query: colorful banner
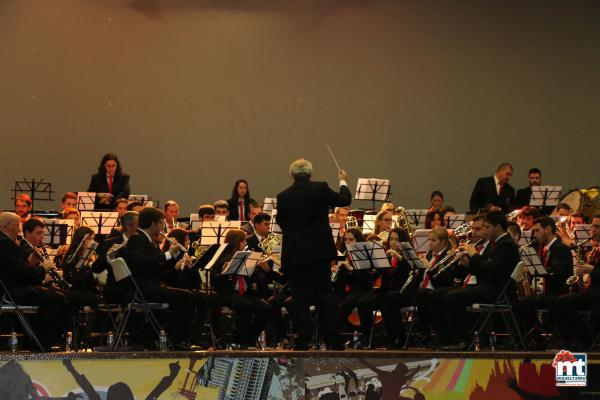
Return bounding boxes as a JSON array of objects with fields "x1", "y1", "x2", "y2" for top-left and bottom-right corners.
[{"x1": 0, "y1": 354, "x2": 597, "y2": 399}]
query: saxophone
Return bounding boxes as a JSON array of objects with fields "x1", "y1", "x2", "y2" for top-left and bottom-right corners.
[{"x1": 566, "y1": 238, "x2": 590, "y2": 292}]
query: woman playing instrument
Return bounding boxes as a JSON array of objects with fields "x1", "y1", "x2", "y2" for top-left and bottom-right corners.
[
  {"x1": 357, "y1": 227, "x2": 412, "y2": 348},
  {"x1": 211, "y1": 229, "x2": 270, "y2": 347},
  {"x1": 373, "y1": 210, "x2": 393, "y2": 236}
]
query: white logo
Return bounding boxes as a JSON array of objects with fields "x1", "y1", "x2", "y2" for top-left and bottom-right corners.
[{"x1": 553, "y1": 350, "x2": 587, "y2": 387}]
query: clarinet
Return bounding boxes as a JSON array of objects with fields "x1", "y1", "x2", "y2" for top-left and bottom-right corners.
[{"x1": 19, "y1": 237, "x2": 72, "y2": 290}]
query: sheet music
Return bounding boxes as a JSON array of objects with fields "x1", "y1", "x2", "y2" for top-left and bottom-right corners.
[
  {"x1": 263, "y1": 198, "x2": 277, "y2": 215},
  {"x1": 362, "y1": 214, "x2": 377, "y2": 233},
  {"x1": 80, "y1": 211, "x2": 119, "y2": 235},
  {"x1": 330, "y1": 222, "x2": 341, "y2": 242},
  {"x1": 518, "y1": 230, "x2": 533, "y2": 247},
  {"x1": 412, "y1": 229, "x2": 431, "y2": 253},
  {"x1": 222, "y1": 251, "x2": 261, "y2": 276},
  {"x1": 399, "y1": 242, "x2": 425, "y2": 269},
  {"x1": 445, "y1": 214, "x2": 466, "y2": 230},
  {"x1": 404, "y1": 209, "x2": 428, "y2": 229},
  {"x1": 128, "y1": 194, "x2": 149, "y2": 205},
  {"x1": 42, "y1": 218, "x2": 75, "y2": 246},
  {"x1": 573, "y1": 224, "x2": 592, "y2": 245},
  {"x1": 189, "y1": 213, "x2": 201, "y2": 231},
  {"x1": 204, "y1": 243, "x2": 229, "y2": 271},
  {"x1": 77, "y1": 192, "x2": 96, "y2": 211},
  {"x1": 530, "y1": 185, "x2": 562, "y2": 207},
  {"x1": 354, "y1": 178, "x2": 390, "y2": 201},
  {"x1": 347, "y1": 241, "x2": 390, "y2": 270},
  {"x1": 269, "y1": 209, "x2": 282, "y2": 233},
  {"x1": 519, "y1": 246, "x2": 546, "y2": 275},
  {"x1": 200, "y1": 221, "x2": 241, "y2": 245}
]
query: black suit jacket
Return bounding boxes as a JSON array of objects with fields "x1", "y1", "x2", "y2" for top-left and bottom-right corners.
[
  {"x1": 227, "y1": 198, "x2": 255, "y2": 221},
  {"x1": 122, "y1": 232, "x2": 168, "y2": 289},
  {"x1": 0, "y1": 232, "x2": 46, "y2": 298},
  {"x1": 469, "y1": 176, "x2": 515, "y2": 213},
  {"x1": 469, "y1": 233, "x2": 520, "y2": 295},
  {"x1": 543, "y1": 239, "x2": 573, "y2": 297},
  {"x1": 276, "y1": 178, "x2": 351, "y2": 268},
  {"x1": 87, "y1": 173, "x2": 131, "y2": 209},
  {"x1": 515, "y1": 186, "x2": 532, "y2": 209},
  {"x1": 91, "y1": 234, "x2": 126, "y2": 288}
]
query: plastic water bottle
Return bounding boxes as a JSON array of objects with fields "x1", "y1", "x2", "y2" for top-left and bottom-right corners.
[
  {"x1": 9, "y1": 332, "x2": 18, "y2": 353},
  {"x1": 65, "y1": 331, "x2": 73, "y2": 352},
  {"x1": 106, "y1": 331, "x2": 114, "y2": 349},
  {"x1": 489, "y1": 331, "x2": 496, "y2": 351},
  {"x1": 159, "y1": 330, "x2": 168, "y2": 352},
  {"x1": 473, "y1": 331, "x2": 480, "y2": 352},
  {"x1": 352, "y1": 331, "x2": 361, "y2": 350},
  {"x1": 258, "y1": 331, "x2": 267, "y2": 350}
]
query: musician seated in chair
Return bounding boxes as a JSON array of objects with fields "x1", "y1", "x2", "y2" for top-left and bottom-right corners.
[
  {"x1": 213, "y1": 200, "x2": 230, "y2": 220},
  {"x1": 211, "y1": 229, "x2": 270, "y2": 348},
  {"x1": 550, "y1": 213, "x2": 600, "y2": 350}
]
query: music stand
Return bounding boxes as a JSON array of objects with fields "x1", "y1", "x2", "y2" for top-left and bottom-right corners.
[
  {"x1": 519, "y1": 246, "x2": 547, "y2": 277},
  {"x1": 200, "y1": 221, "x2": 241, "y2": 245},
  {"x1": 347, "y1": 242, "x2": 390, "y2": 270},
  {"x1": 574, "y1": 224, "x2": 592, "y2": 246},
  {"x1": 445, "y1": 214, "x2": 466, "y2": 230},
  {"x1": 189, "y1": 214, "x2": 202, "y2": 231},
  {"x1": 77, "y1": 192, "x2": 96, "y2": 211},
  {"x1": 530, "y1": 186, "x2": 562, "y2": 208},
  {"x1": 412, "y1": 229, "x2": 431, "y2": 253},
  {"x1": 128, "y1": 194, "x2": 149, "y2": 206},
  {"x1": 405, "y1": 209, "x2": 428, "y2": 229},
  {"x1": 11, "y1": 178, "x2": 54, "y2": 211},
  {"x1": 362, "y1": 214, "x2": 377, "y2": 233},
  {"x1": 80, "y1": 211, "x2": 119, "y2": 235},
  {"x1": 399, "y1": 242, "x2": 426, "y2": 270},
  {"x1": 355, "y1": 178, "x2": 391, "y2": 210},
  {"x1": 518, "y1": 230, "x2": 533, "y2": 247},
  {"x1": 330, "y1": 222, "x2": 341, "y2": 243},
  {"x1": 222, "y1": 251, "x2": 262, "y2": 278},
  {"x1": 263, "y1": 198, "x2": 277, "y2": 215},
  {"x1": 269, "y1": 209, "x2": 282, "y2": 234},
  {"x1": 42, "y1": 218, "x2": 75, "y2": 246}
]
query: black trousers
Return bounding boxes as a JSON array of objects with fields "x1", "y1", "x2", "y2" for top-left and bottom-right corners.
[
  {"x1": 550, "y1": 292, "x2": 594, "y2": 343},
  {"x1": 383, "y1": 289, "x2": 417, "y2": 344},
  {"x1": 285, "y1": 261, "x2": 340, "y2": 348},
  {"x1": 338, "y1": 290, "x2": 367, "y2": 332},
  {"x1": 14, "y1": 286, "x2": 69, "y2": 349},
  {"x1": 217, "y1": 291, "x2": 271, "y2": 345},
  {"x1": 142, "y1": 285, "x2": 195, "y2": 343},
  {"x1": 441, "y1": 285, "x2": 496, "y2": 344}
]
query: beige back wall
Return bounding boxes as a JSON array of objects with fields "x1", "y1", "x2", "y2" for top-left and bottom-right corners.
[{"x1": 1, "y1": 0, "x2": 599, "y2": 214}]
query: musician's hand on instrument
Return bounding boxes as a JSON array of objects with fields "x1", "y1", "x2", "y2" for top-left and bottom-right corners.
[
  {"x1": 27, "y1": 253, "x2": 39, "y2": 266},
  {"x1": 338, "y1": 169, "x2": 348, "y2": 182},
  {"x1": 386, "y1": 249, "x2": 402, "y2": 261},
  {"x1": 175, "y1": 258, "x2": 185, "y2": 271},
  {"x1": 43, "y1": 273, "x2": 54, "y2": 284},
  {"x1": 460, "y1": 244, "x2": 478, "y2": 257},
  {"x1": 575, "y1": 264, "x2": 594, "y2": 275},
  {"x1": 458, "y1": 254, "x2": 470, "y2": 267},
  {"x1": 41, "y1": 259, "x2": 55, "y2": 271},
  {"x1": 419, "y1": 256, "x2": 431, "y2": 269},
  {"x1": 168, "y1": 242, "x2": 181, "y2": 258}
]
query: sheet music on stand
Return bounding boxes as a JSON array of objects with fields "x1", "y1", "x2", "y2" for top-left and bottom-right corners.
[
  {"x1": 189, "y1": 214, "x2": 201, "y2": 231},
  {"x1": 404, "y1": 209, "x2": 428, "y2": 229},
  {"x1": 77, "y1": 192, "x2": 96, "y2": 211},
  {"x1": 269, "y1": 209, "x2": 282, "y2": 233},
  {"x1": 128, "y1": 194, "x2": 151, "y2": 206},
  {"x1": 330, "y1": 222, "x2": 341, "y2": 243},
  {"x1": 445, "y1": 214, "x2": 466, "y2": 230},
  {"x1": 263, "y1": 198, "x2": 277, "y2": 215},
  {"x1": 519, "y1": 246, "x2": 547, "y2": 276},
  {"x1": 362, "y1": 214, "x2": 377, "y2": 233},
  {"x1": 573, "y1": 224, "x2": 592, "y2": 245},
  {"x1": 80, "y1": 211, "x2": 119, "y2": 235},
  {"x1": 200, "y1": 221, "x2": 241, "y2": 245},
  {"x1": 355, "y1": 178, "x2": 390, "y2": 209},
  {"x1": 412, "y1": 229, "x2": 431, "y2": 253},
  {"x1": 347, "y1": 241, "x2": 390, "y2": 270},
  {"x1": 222, "y1": 251, "x2": 262, "y2": 277},
  {"x1": 518, "y1": 230, "x2": 533, "y2": 247},
  {"x1": 42, "y1": 218, "x2": 75, "y2": 246},
  {"x1": 530, "y1": 186, "x2": 562, "y2": 207},
  {"x1": 203, "y1": 244, "x2": 229, "y2": 271},
  {"x1": 11, "y1": 178, "x2": 54, "y2": 211},
  {"x1": 399, "y1": 242, "x2": 425, "y2": 270}
]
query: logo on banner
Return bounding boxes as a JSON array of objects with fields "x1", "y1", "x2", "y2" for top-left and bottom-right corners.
[{"x1": 552, "y1": 350, "x2": 587, "y2": 387}]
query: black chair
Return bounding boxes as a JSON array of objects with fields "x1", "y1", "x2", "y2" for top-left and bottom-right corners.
[
  {"x1": 0, "y1": 277, "x2": 44, "y2": 352},
  {"x1": 467, "y1": 261, "x2": 526, "y2": 351},
  {"x1": 109, "y1": 257, "x2": 169, "y2": 350}
]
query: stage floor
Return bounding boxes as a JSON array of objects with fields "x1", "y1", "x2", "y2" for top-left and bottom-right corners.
[{"x1": 1, "y1": 350, "x2": 598, "y2": 399}]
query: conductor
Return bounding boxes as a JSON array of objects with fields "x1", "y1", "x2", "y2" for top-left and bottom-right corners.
[{"x1": 276, "y1": 158, "x2": 352, "y2": 350}]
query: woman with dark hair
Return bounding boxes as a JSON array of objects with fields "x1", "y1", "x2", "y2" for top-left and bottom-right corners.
[
  {"x1": 226, "y1": 179, "x2": 255, "y2": 221},
  {"x1": 425, "y1": 210, "x2": 444, "y2": 229},
  {"x1": 88, "y1": 153, "x2": 130, "y2": 209},
  {"x1": 211, "y1": 229, "x2": 270, "y2": 347},
  {"x1": 429, "y1": 191, "x2": 444, "y2": 211}
]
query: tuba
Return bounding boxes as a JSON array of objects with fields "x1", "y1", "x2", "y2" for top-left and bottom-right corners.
[{"x1": 345, "y1": 216, "x2": 359, "y2": 231}]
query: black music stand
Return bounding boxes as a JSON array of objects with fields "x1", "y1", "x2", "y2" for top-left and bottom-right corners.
[
  {"x1": 518, "y1": 230, "x2": 533, "y2": 247},
  {"x1": 80, "y1": 211, "x2": 119, "y2": 235},
  {"x1": 200, "y1": 221, "x2": 241, "y2": 245},
  {"x1": 42, "y1": 218, "x2": 75, "y2": 246},
  {"x1": 330, "y1": 222, "x2": 341, "y2": 243},
  {"x1": 574, "y1": 224, "x2": 592, "y2": 247},
  {"x1": 355, "y1": 178, "x2": 391, "y2": 211},
  {"x1": 519, "y1": 246, "x2": 548, "y2": 344},
  {"x1": 405, "y1": 209, "x2": 428, "y2": 229},
  {"x1": 269, "y1": 209, "x2": 282, "y2": 234},
  {"x1": 399, "y1": 242, "x2": 425, "y2": 271},
  {"x1": 445, "y1": 214, "x2": 466, "y2": 230},
  {"x1": 263, "y1": 197, "x2": 277, "y2": 215},
  {"x1": 530, "y1": 186, "x2": 562, "y2": 208},
  {"x1": 11, "y1": 178, "x2": 54, "y2": 212},
  {"x1": 76, "y1": 192, "x2": 96, "y2": 211}
]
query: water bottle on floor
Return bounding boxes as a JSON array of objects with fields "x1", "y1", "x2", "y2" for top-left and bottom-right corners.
[
  {"x1": 9, "y1": 332, "x2": 18, "y2": 353},
  {"x1": 159, "y1": 330, "x2": 168, "y2": 352},
  {"x1": 258, "y1": 331, "x2": 267, "y2": 350}
]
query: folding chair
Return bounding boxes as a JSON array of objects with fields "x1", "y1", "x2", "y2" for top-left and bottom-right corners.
[
  {"x1": 109, "y1": 257, "x2": 169, "y2": 350},
  {"x1": 467, "y1": 261, "x2": 526, "y2": 351},
  {"x1": 0, "y1": 277, "x2": 44, "y2": 352}
]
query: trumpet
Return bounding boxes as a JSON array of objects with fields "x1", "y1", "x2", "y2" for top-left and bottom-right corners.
[
  {"x1": 507, "y1": 208, "x2": 522, "y2": 222},
  {"x1": 160, "y1": 232, "x2": 188, "y2": 254},
  {"x1": 430, "y1": 238, "x2": 483, "y2": 279}
]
